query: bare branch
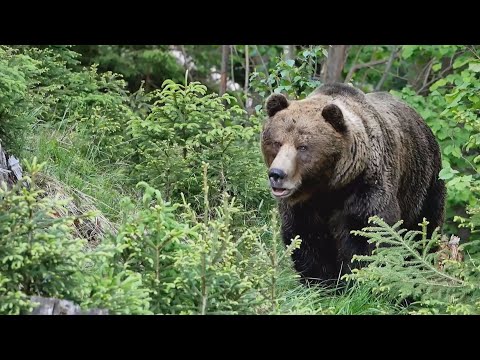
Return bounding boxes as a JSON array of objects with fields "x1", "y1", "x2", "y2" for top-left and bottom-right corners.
[
  {"x1": 466, "y1": 45, "x2": 480, "y2": 60},
  {"x1": 416, "y1": 61, "x2": 454, "y2": 95},
  {"x1": 230, "y1": 45, "x2": 235, "y2": 86},
  {"x1": 421, "y1": 59, "x2": 434, "y2": 90},
  {"x1": 228, "y1": 45, "x2": 246, "y2": 110},
  {"x1": 375, "y1": 46, "x2": 401, "y2": 91},
  {"x1": 352, "y1": 46, "x2": 364, "y2": 67},
  {"x1": 345, "y1": 58, "x2": 388, "y2": 83},
  {"x1": 254, "y1": 45, "x2": 273, "y2": 92}
]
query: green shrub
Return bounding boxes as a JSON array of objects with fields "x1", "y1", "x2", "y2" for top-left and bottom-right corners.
[
  {"x1": 11, "y1": 46, "x2": 148, "y2": 162},
  {"x1": 0, "y1": 46, "x2": 45, "y2": 155},
  {"x1": 106, "y1": 163, "x2": 301, "y2": 314},
  {"x1": 129, "y1": 77, "x2": 270, "y2": 212},
  {"x1": 344, "y1": 216, "x2": 480, "y2": 314},
  {"x1": 0, "y1": 159, "x2": 89, "y2": 314},
  {"x1": 249, "y1": 45, "x2": 326, "y2": 101},
  {"x1": 391, "y1": 46, "x2": 480, "y2": 238},
  {"x1": 0, "y1": 159, "x2": 150, "y2": 314}
]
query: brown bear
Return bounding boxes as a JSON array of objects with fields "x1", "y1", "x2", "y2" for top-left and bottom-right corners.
[{"x1": 261, "y1": 83, "x2": 446, "y2": 285}]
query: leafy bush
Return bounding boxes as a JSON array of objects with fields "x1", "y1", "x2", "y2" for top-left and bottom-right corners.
[
  {"x1": 392, "y1": 46, "x2": 480, "y2": 237},
  {"x1": 106, "y1": 163, "x2": 301, "y2": 314},
  {"x1": 250, "y1": 46, "x2": 326, "y2": 101},
  {"x1": 0, "y1": 46, "x2": 45, "y2": 154},
  {"x1": 7, "y1": 46, "x2": 147, "y2": 162},
  {"x1": 129, "y1": 76, "x2": 270, "y2": 212},
  {"x1": 74, "y1": 45, "x2": 185, "y2": 92},
  {"x1": 0, "y1": 159, "x2": 150, "y2": 314},
  {"x1": 0, "y1": 159, "x2": 89, "y2": 314},
  {"x1": 74, "y1": 254, "x2": 151, "y2": 315}
]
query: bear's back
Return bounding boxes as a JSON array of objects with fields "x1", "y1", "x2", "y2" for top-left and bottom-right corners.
[
  {"x1": 315, "y1": 84, "x2": 442, "y2": 227},
  {"x1": 365, "y1": 90, "x2": 443, "y2": 227},
  {"x1": 312, "y1": 83, "x2": 366, "y2": 103}
]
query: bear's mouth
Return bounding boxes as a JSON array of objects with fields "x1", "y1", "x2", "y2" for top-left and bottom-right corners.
[{"x1": 271, "y1": 187, "x2": 292, "y2": 198}]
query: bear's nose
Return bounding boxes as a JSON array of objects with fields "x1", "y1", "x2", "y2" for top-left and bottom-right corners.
[{"x1": 269, "y1": 168, "x2": 287, "y2": 181}]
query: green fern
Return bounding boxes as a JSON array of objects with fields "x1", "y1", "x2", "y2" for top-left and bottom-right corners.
[{"x1": 344, "y1": 216, "x2": 480, "y2": 314}]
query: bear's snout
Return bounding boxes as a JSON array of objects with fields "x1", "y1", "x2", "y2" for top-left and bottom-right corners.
[
  {"x1": 269, "y1": 168, "x2": 286, "y2": 182},
  {"x1": 269, "y1": 168, "x2": 288, "y2": 192}
]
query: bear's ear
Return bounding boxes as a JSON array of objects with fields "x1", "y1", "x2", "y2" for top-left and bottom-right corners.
[
  {"x1": 322, "y1": 104, "x2": 347, "y2": 133},
  {"x1": 266, "y1": 93, "x2": 289, "y2": 117}
]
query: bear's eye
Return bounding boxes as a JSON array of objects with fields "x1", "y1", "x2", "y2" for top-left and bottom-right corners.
[
  {"x1": 297, "y1": 145, "x2": 308, "y2": 152},
  {"x1": 273, "y1": 141, "x2": 282, "y2": 149}
]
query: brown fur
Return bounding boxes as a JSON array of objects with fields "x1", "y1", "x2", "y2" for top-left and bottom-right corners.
[{"x1": 261, "y1": 84, "x2": 446, "y2": 285}]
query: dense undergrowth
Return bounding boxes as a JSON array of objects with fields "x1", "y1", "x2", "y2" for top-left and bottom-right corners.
[{"x1": 0, "y1": 45, "x2": 479, "y2": 314}]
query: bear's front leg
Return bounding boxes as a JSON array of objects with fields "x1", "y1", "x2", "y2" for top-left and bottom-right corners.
[
  {"x1": 290, "y1": 241, "x2": 339, "y2": 286},
  {"x1": 334, "y1": 192, "x2": 402, "y2": 274}
]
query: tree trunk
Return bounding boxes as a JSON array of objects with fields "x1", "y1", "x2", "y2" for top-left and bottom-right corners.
[
  {"x1": 219, "y1": 45, "x2": 230, "y2": 96},
  {"x1": 283, "y1": 45, "x2": 295, "y2": 61},
  {"x1": 322, "y1": 45, "x2": 350, "y2": 84},
  {"x1": 375, "y1": 46, "x2": 399, "y2": 91},
  {"x1": 244, "y1": 45, "x2": 250, "y2": 98}
]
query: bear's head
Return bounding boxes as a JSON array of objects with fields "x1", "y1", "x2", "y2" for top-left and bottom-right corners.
[{"x1": 261, "y1": 92, "x2": 368, "y2": 204}]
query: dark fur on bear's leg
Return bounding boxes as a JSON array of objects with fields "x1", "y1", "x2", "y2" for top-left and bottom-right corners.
[
  {"x1": 283, "y1": 218, "x2": 339, "y2": 287},
  {"x1": 291, "y1": 248, "x2": 339, "y2": 288}
]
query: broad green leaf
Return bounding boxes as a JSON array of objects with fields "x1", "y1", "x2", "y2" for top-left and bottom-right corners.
[
  {"x1": 453, "y1": 56, "x2": 471, "y2": 69},
  {"x1": 438, "y1": 167, "x2": 459, "y2": 180},
  {"x1": 468, "y1": 61, "x2": 480, "y2": 73},
  {"x1": 401, "y1": 45, "x2": 416, "y2": 59},
  {"x1": 430, "y1": 78, "x2": 447, "y2": 91},
  {"x1": 285, "y1": 59, "x2": 295, "y2": 67}
]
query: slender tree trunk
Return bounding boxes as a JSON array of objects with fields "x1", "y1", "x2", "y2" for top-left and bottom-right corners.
[
  {"x1": 180, "y1": 45, "x2": 192, "y2": 81},
  {"x1": 244, "y1": 45, "x2": 250, "y2": 98},
  {"x1": 321, "y1": 45, "x2": 350, "y2": 84},
  {"x1": 219, "y1": 45, "x2": 230, "y2": 95},
  {"x1": 244, "y1": 45, "x2": 252, "y2": 112},
  {"x1": 283, "y1": 45, "x2": 295, "y2": 61},
  {"x1": 375, "y1": 46, "x2": 399, "y2": 91}
]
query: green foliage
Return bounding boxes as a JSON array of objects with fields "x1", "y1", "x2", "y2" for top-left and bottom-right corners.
[
  {"x1": 0, "y1": 159, "x2": 85, "y2": 312},
  {"x1": 0, "y1": 159, "x2": 88, "y2": 314},
  {"x1": 74, "y1": 45, "x2": 185, "y2": 92},
  {"x1": 0, "y1": 159, "x2": 150, "y2": 314},
  {"x1": 6, "y1": 44, "x2": 480, "y2": 315},
  {"x1": 0, "y1": 46, "x2": 45, "y2": 154},
  {"x1": 345, "y1": 216, "x2": 480, "y2": 314},
  {"x1": 107, "y1": 164, "x2": 301, "y2": 314},
  {"x1": 434, "y1": 49, "x2": 480, "y2": 238},
  {"x1": 9, "y1": 46, "x2": 148, "y2": 162},
  {"x1": 130, "y1": 76, "x2": 270, "y2": 211},
  {"x1": 75, "y1": 250, "x2": 151, "y2": 315},
  {"x1": 392, "y1": 46, "x2": 480, "y2": 237},
  {"x1": 249, "y1": 46, "x2": 326, "y2": 101},
  {"x1": 106, "y1": 181, "x2": 194, "y2": 314}
]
